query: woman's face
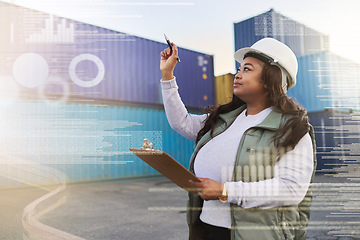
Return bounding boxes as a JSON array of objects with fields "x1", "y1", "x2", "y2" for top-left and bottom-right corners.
[{"x1": 233, "y1": 56, "x2": 267, "y2": 103}]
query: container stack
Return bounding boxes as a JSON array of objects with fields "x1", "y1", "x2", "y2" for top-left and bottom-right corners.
[
  {"x1": 0, "y1": 1, "x2": 215, "y2": 186},
  {"x1": 234, "y1": 9, "x2": 330, "y2": 58},
  {"x1": 231, "y1": 9, "x2": 360, "y2": 173}
]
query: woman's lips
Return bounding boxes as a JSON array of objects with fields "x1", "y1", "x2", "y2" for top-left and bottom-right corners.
[{"x1": 233, "y1": 82, "x2": 241, "y2": 87}]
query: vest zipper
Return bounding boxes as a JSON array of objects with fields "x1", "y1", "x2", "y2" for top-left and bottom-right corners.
[{"x1": 229, "y1": 126, "x2": 257, "y2": 240}]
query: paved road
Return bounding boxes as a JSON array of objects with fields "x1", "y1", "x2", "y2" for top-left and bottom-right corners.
[
  {"x1": 0, "y1": 178, "x2": 47, "y2": 240},
  {"x1": 41, "y1": 177, "x2": 189, "y2": 240},
  {"x1": 1, "y1": 173, "x2": 360, "y2": 240}
]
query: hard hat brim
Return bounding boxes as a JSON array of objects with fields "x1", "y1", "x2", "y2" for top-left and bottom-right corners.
[{"x1": 234, "y1": 47, "x2": 276, "y2": 64}]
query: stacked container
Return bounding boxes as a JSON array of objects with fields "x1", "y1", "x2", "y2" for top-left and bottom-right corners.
[
  {"x1": 0, "y1": 2, "x2": 215, "y2": 108},
  {"x1": 287, "y1": 51, "x2": 360, "y2": 112},
  {"x1": 234, "y1": 9, "x2": 330, "y2": 63},
  {"x1": 0, "y1": 1, "x2": 214, "y2": 186}
]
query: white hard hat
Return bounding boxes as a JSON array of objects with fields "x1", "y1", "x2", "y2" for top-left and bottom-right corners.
[{"x1": 234, "y1": 38, "x2": 298, "y2": 93}]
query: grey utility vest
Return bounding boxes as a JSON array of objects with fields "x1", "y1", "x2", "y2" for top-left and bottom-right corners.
[{"x1": 186, "y1": 104, "x2": 317, "y2": 240}]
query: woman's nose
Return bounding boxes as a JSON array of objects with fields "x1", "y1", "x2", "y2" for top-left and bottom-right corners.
[{"x1": 235, "y1": 71, "x2": 242, "y2": 79}]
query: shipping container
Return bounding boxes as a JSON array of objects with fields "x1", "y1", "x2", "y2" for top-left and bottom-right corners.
[
  {"x1": 234, "y1": 9, "x2": 330, "y2": 69},
  {"x1": 308, "y1": 110, "x2": 360, "y2": 173},
  {"x1": 215, "y1": 73, "x2": 234, "y2": 106},
  {"x1": 287, "y1": 51, "x2": 360, "y2": 112},
  {"x1": 0, "y1": 100, "x2": 199, "y2": 187},
  {"x1": 0, "y1": 1, "x2": 215, "y2": 109}
]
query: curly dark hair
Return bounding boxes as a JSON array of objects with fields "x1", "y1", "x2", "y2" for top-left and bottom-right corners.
[{"x1": 195, "y1": 61, "x2": 310, "y2": 150}]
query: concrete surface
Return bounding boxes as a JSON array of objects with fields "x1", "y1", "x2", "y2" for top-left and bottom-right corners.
[
  {"x1": 0, "y1": 181, "x2": 47, "y2": 240},
  {"x1": 1, "y1": 173, "x2": 360, "y2": 240},
  {"x1": 41, "y1": 177, "x2": 189, "y2": 240}
]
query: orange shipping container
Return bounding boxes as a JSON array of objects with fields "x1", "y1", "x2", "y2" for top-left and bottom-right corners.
[{"x1": 215, "y1": 73, "x2": 234, "y2": 106}]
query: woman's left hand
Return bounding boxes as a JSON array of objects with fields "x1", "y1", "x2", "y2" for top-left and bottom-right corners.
[{"x1": 189, "y1": 177, "x2": 224, "y2": 201}]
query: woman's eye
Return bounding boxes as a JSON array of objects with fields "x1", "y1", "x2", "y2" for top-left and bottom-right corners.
[{"x1": 236, "y1": 67, "x2": 250, "y2": 73}]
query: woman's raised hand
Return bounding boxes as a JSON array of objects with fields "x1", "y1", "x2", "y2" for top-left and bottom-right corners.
[{"x1": 160, "y1": 42, "x2": 178, "y2": 80}]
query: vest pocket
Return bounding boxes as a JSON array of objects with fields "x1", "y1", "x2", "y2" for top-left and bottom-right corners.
[
  {"x1": 277, "y1": 207, "x2": 300, "y2": 240},
  {"x1": 232, "y1": 205, "x2": 286, "y2": 240}
]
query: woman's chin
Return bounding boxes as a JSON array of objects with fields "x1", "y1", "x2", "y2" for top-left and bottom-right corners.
[
  {"x1": 233, "y1": 89, "x2": 245, "y2": 98},
  {"x1": 234, "y1": 90, "x2": 255, "y2": 103}
]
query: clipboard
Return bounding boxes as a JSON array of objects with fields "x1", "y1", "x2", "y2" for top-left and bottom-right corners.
[{"x1": 129, "y1": 147, "x2": 201, "y2": 193}]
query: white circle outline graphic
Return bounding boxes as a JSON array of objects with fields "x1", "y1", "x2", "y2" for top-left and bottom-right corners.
[{"x1": 69, "y1": 54, "x2": 105, "y2": 88}]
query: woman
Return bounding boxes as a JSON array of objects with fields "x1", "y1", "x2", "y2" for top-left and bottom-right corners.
[{"x1": 159, "y1": 38, "x2": 317, "y2": 240}]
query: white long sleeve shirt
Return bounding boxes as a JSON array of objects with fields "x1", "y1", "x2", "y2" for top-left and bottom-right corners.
[{"x1": 160, "y1": 76, "x2": 314, "y2": 229}]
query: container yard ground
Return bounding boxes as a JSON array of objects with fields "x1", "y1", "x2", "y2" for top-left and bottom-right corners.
[
  {"x1": 1, "y1": 174, "x2": 359, "y2": 240},
  {"x1": 0, "y1": 178, "x2": 48, "y2": 240}
]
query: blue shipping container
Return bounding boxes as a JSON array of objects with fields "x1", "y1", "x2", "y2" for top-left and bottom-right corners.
[
  {"x1": 0, "y1": 100, "x2": 198, "y2": 186},
  {"x1": 308, "y1": 110, "x2": 360, "y2": 173},
  {"x1": 287, "y1": 51, "x2": 360, "y2": 112},
  {"x1": 0, "y1": 1, "x2": 215, "y2": 109},
  {"x1": 234, "y1": 9, "x2": 329, "y2": 69}
]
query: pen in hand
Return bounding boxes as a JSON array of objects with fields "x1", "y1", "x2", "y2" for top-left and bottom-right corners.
[{"x1": 164, "y1": 34, "x2": 181, "y2": 63}]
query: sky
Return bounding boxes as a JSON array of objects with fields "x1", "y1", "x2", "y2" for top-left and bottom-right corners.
[{"x1": 3, "y1": 0, "x2": 360, "y2": 76}]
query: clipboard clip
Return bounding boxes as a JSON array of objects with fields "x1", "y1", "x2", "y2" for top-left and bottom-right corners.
[{"x1": 140, "y1": 139, "x2": 155, "y2": 151}]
